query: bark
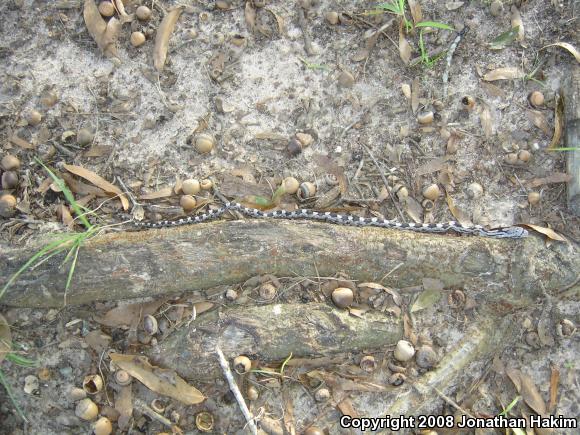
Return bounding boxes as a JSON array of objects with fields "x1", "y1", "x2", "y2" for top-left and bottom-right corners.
[
  {"x1": 149, "y1": 303, "x2": 403, "y2": 381},
  {"x1": 0, "y1": 220, "x2": 578, "y2": 308}
]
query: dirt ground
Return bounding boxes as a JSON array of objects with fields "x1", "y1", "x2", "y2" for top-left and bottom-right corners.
[{"x1": 0, "y1": 0, "x2": 579, "y2": 434}]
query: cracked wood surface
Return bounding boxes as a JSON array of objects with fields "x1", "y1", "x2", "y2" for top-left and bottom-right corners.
[{"x1": 0, "y1": 220, "x2": 578, "y2": 307}]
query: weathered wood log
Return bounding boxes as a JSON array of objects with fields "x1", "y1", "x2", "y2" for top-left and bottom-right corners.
[
  {"x1": 0, "y1": 220, "x2": 578, "y2": 308},
  {"x1": 149, "y1": 302, "x2": 403, "y2": 381},
  {"x1": 564, "y1": 64, "x2": 580, "y2": 215}
]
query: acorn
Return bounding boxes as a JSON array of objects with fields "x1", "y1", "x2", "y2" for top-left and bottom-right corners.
[
  {"x1": 282, "y1": 177, "x2": 299, "y2": 194},
  {"x1": 360, "y1": 355, "x2": 377, "y2": 372},
  {"x1": 195, "y1": 134, "x2": 215, "y2": 154},
  {"x1": 0, "y1": 194, "x2": 17, "y2": 209},
  {"x1": 528, "y1": 91, "x2": 544, "y2": 108},
  {"x1": 195, "y1": 411, "x2": 214, "y2": 432},
  {"x1": 296, "y1": 132, "x2": 314, "y2": 148},
  {"x1": 287, "y1": 138, "x2": 303, "y2": 156},
  {"x1": 180, "y1": 195, "x2": 197, "y2": 212},
  {"x1": 75, "y1": 398, "x2": 99, "y2": 421},
  {"x1": 297, "y1": 182, "x2": 316, "y2": 200},
  {"x1": 527, "y1": 191, "x2": 540, "y2": 206},
  {"x1": 314, "y1": 388, "x2": 330, "y2": 402},
  {"x1": 200, "y1": 179, "x2": 213, "y2": 190},
  {"x1": 415, "y1": 345, "x2": 438, "y2": 369},
  {"x1": 305, "y1": 428, "x2": 324, "y2": 435},
  {"x1": 225, "y1": 288, "x2": 238, "y2": 301},
  {"x1": 182, "y1": 179, "x2": 201, "y2": 195},
  {"x1": 2, "y1": 171, "x2": 19, "y2": 189},
  {"x1": 325, "y1": 11, "x2": 339, "y2": 25},
  {"x1": 130, "y1": 32, "x2": 146, "y2": 47},
  {"x1": 68, "y1": 386, "x2": 87, "y2": 402},
  {"x1": 421, "y1": 199, "x2": 434, "y2": 212},
  {"x1": 389, "y1": 372, "x2": 406, "y2": 386},
  {"x1": 151, "y1": 399, "x2": 166, "y2": 413},
  {"x1": 26, "y1": 109, "x2": 42, "y2": 126},
  {"x1": 92, "y1": 417, "x2": 113, "y2": 435},
  {"x1": 77, "y1": 128, "x2": 94, "y2": 146},
  {"x1": 114, "y1": 369, "x2": 132, "y2": 386},
  {"x1": 259, "y1": 283, "x2": 277, "y2": 300},
  {"x1": 82, "y1": 374, "x2": 104, "y2": 394},
  {"x1": 136, "y1": 5, "x2": 152, "y2": 20},
  {"x1": 143, "y1": 314, "x2": 158, "y2": 335},
  {"x1": 394, "y1": 340, "x2": 415, "y2": 362},
  {"x1": 466, "y1": 182, "x2": 483, "y2": 200},
  {"x1": 422, "y1": 184, "x2": 440, "y2": 201},
  {"x1": 417, "y1": 111, "x2": 434, "y2": 125},
  {"x1": 98, "y1": 1, "x2": 115, "y2": 17},
  {"x1": 1, "y1": 154, "x2": 20, "y2": 171},
  {"x1": 401, "y1": 83, "x2": 411, "y2": 99},
  {"x1": 505, "y1": 153, "x2": 519, "y2": 165},
  {"x1": 331, "y1": 287, "x2": 354, "y2": 309},
  {"x1": 518, "y1": 150, "x2": 531, "y2": 163},
  {"x1": 233, "y1": 355, "x2": 252, "y2": 374},
  {"x1": 462, "y1": 95, "x2": 476, "y2": 111},
  {"x1": 246, "y1": 385, "x2": 259, "y2": 401},
  {"x1": 40, "y1": 89, "x2": 58, "y2": 107}
]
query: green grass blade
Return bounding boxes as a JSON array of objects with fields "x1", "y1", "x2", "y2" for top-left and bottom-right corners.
[
  {"x1": 416, "y1": 21, "x2": 454, "y2": 31},
  {"x1": 0, "y1": 235, "x2": 76, "y2": 301},
  {"x1": 34, "y1": 158, "x2": 92, "y2": 230},
  {"x1": 0, "y1": 369, "x2": 28, "y2": 422},
  {"x1": 279, "y1": 352, "x2": 293, "y2": 376},
  {"x1": 65, "y1": 243, "x2": 81, "y2": 292},
  {"x1": 5, "y1": 353, "x2": 38, "y2": 368},
  {"x1": 499, "y1": 396, "x2": 520, "y2": 416},
  {"x1": 375, "y1": 2, "x2": 403, "y2": 14}
]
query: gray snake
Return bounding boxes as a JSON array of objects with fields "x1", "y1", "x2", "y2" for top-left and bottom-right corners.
[{"x1": 134, "y1": 202, "x2": 528, "y2": 239}]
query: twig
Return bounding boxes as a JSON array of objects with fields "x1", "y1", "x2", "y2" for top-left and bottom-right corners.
[
  {"x1": 433, "y1": 387, "x2": 477, "y2": 419},
  {"x1": 443, "y1": 28, "x2": 468, "y2": 99},
  {"x1": 297, "y1": 5, "x2": 315, "y2": 56},
  {"x1": 215, "y1": 346, "x2": 258, "y2": 435},
  {"x1": 134, "y1": 399, "x2": 173, "y2": 427},
  {"x1": 362, "y1": 145, "x2": 405, "y2": 221}
]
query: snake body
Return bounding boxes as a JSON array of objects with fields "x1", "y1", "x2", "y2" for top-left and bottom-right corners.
[{"x1": 134, "y1": 202, "x2": 528, "y2": 239}]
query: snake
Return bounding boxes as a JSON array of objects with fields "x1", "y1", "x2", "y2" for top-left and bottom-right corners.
[{"x1": 134, "y1": 202, "x2": 528, "y2": 239}]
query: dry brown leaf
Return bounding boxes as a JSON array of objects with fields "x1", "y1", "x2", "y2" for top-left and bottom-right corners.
[
  {"x1": 547, "y1": 93, "x2": 564, "y2": 149},
  {"x1": 10, "y1": 134, "x2": 34, "y2": 149},
  {"x1": 399, "y1": 22, "x2": 412, "y2": 65},
  {"x1": 519, "y1": 372, "x2": 547, "y2": 416},
  {"x1": 83, "y1": 0, "x2": 121, "y2": 62},
  {"x1": 63, "y1": 164, "x2": 128, "y2": 210},
  {"x1": 264, "y1": 7, "x2": 285, "y2": 35},
  {"x1": 112, "y1": 0, "x2": 133, "y2": 23},
  {"x1": 411, "y1": 78, "x2": 421, "y2": 114},
  {"x1": 245, "y1": 1, "x2": 256, "y2": 32},
  {"x1": 445, "y1": 192, "x2": 472, "y2": 226},
  {"x1": 110, "y1": 354, "x2": 205, "y2": 405},
  {"x1": 404, "y1": 196, "x2": 423, "y2": 223},
  {"x1": 416, "y1": 156, "x2": 452, "y2": 176},
  {"x1": 510, "y1": 6, "x2": 524, "y2": 41},
  {"x1": 549, "y1": 366, "x2": 559, "y2": 412},
  {"x1": 57, "y1": 204, "x2": 74, "y2": 228},
  {"x1": 480, "y1": 81, "x2": 506, "y2": 98},
  {"x1": 525, "y1": 173, "x2": 572, "y2": 188},
  {"x1": 523, "y1": 224, "x2": 568, "y2": 242},
  {"x1": 95, "y1": 300, "x2": 166, "y2": 328},
  {"x1": 479, "y1": 104, "x2": 494, "y2": 138},
  {"x1": 526, "y1": 110, "x2": 551, "y2": 135},
  {"x1": 139, "y1": 187, "x2": 174, "y2": 200},
  {"x1": 153, "y1": 6, "x2": 184, "y2": 72},
  {"x1": 541, "y1": 42, "x2": 580, "y2": 63},
  {"x1": 84, "y1": 145, "x2": 112, "y2": 157},
  {"x1": 483, "y1": 67, "x2": 525, "y2": 81},
  {"x1": 115, "y1": 385, "x2": 133, "y2": 431},
  {"x1": 0, "y1": 314, "x2": 11, "y2": 364},
  {"x1": 407, "y1": 0, "x2": 423, "y2": 24},
  {"x1": 61, "y1": 173, "x2": 107, "y2": 197},
  {"x1": 84, "y1": 330, "x2": 112, "y2": 354},
  {"x1": 337, "y1": 399, "x2": 359, "y2": 418}
]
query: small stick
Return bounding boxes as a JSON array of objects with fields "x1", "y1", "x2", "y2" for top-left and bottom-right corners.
[
  {"x1": 443, "y1": 27, "x2": 468, "y2": 98},
  {"x1": 215, "y1": 346, "x2": 258, "y2": 435},
  {"x1": 297, "y1": 6, "x2": 315, "y2": 56},
  {"x1": 362, "y1": 145, "x2": 406, "y2": 222}
]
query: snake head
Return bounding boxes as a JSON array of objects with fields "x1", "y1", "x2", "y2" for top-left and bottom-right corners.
[{"x1": 486, "y1": 226, "x2": 528, "y2": 238}]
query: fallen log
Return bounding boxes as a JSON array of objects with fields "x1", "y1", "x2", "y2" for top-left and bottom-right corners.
[
  {"x1": 564, "y1": 64, "x2": 580, "y2": 215},
  {"x1": 0, "y1": 220, "x2": 578, "y2": 308}
]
